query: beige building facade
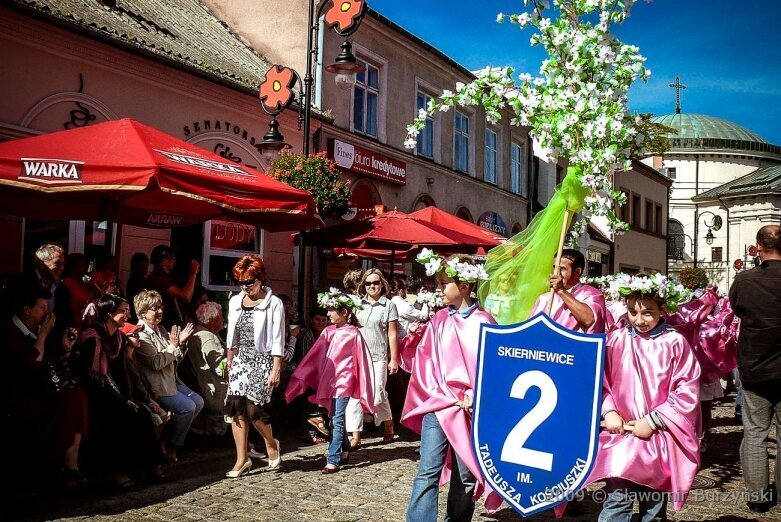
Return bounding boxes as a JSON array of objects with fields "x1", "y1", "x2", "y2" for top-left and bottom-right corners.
[{"x1": 0, "y1": 2, "x2": 312, "y2": 296}]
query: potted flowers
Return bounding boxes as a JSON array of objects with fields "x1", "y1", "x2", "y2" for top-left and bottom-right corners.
[{"x1": 269, "y1": 150, "x2": 351, "y2": 220}]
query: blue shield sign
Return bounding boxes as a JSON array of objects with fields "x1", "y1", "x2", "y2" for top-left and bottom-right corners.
[{"x1": 472, "y1": 313, "x2": 605, "y2": 516}]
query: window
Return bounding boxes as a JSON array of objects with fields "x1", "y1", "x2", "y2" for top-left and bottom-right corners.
[
  {"x1": 416, "y1": 92, "x2": 434, "y2": 158},
  {"x1": 655, "y1": 204, "x2": 663, "y2": 234},
  {"x1": 667, "y1": 167, "x2": 677, "y2": 180},
  {"x1": 711, "y1": 247, "x2": 723, "y2": 263},
  {"x1": 454, "y1": 111, "x2": 470, "y2": 173},
  {"x1": 618, "y1": 188, "x2": 630, "y2": 223},
  {"x1": 484, "y1": 129, "x2": 497, "y2": 183},
  {"x1": 645, "y1": 200, "x2": 654, "y2": 231},
  {"x1": 631, "y1": 194, "x2": 641, "y2": 227},
  {"x1": 510, "y1": 143, "x2": 524, "y2": 195},
  {"x1": 354, "y1": 61, "x2": 379, "y2": 137}
]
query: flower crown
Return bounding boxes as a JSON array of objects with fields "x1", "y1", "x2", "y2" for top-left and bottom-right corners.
[
  {"x1": 599, "y1": 273, "x2": 691, "y2": 312},
  {"x1": 317, "y1": 287, "x2": 362, "y2": 313},
  {"x1": 416, "y1": 289, "x2": 445, "y2": 309},
  {"x1": 415, "y1": 248, "x2": 489, "y2": 283}
]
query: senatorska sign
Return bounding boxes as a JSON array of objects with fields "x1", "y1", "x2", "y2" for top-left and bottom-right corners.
[{"x1": 472, "y1": 313, "x2": 605, "y2": 516}]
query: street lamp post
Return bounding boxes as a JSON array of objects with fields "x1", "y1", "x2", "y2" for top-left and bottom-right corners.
[
  {"x1": 692, "y1": 208, "x2": 722, "y2": 268},
  {"x1": 257, "y1": 0, "x2": 368, "y2": 317}
]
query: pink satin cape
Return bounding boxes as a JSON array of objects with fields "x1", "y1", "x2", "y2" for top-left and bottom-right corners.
[
  {"x1": 585, "y1": 326, "x2": 701, "y2": 510},
  {"x1": 285, "y1": 324, "x2": 377, "y2": 415},
  {"x1": 401, "y1": 306, "x2": 503, "y2": 512},
  {"x1": 606, "y1": 299, "x2": 628, "y2": 332},
  {"x1": 399, "y1": 324, "x2": 426, "y2": 374},
  {"x1": 530, "y1": 283, "x2": 607, "y2": 333},
  {"x1": 667, "y1": 287, "x2": 734, "y2": 383},
  {"x1": 694, "y1": 297, "x2": 738, "y2": 382}
]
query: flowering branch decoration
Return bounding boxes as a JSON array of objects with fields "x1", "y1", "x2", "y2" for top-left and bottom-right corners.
[
  {"x1": 416, "y1": 289, "x2": 445, "y2": 309},
  {"x1": 317, "y1": 287, "x2": 363, "y2": 313},
  {"x1": 416, "y1": 248, "x2": 490, "y2": 283},
  {"x1": 405, "y1": 0, "x2": 651, "y2": 236},
  {"x1": 601, "y1": 273, "x2": 691, "y2": 312}
]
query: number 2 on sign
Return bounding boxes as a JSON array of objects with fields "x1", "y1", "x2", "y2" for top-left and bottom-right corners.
[{"x1": 500, "y1": 370, "x2": 557, "y2": 471}]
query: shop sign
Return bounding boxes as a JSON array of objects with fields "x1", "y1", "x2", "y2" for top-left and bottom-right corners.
[
  {"x1": 209, "y1": 219, "x2": 257, "y2": 252},
  {"x1": 19, "y1": 158, "x2": 83, "y2": 184},
  {"x1": 586, "y1": 250, "x2": 603, "y2": 263},
  {"x1": 478, "y1": 211, "x2": 508, "y2": 237},
  {"x1": 329, "y1": 139, "x2": 406, "y2": 185},
  {"x1": 183, "y1": 120, "x2": 263, "y2": 151}
]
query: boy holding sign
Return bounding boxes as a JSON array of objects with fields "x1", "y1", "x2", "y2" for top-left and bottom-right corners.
[
  {"x1": 403, "y1": 251, "x2": 501, "y2": 521},
  {"x1": 589, "y1": 274, "x2": 700, "y2": 520}
]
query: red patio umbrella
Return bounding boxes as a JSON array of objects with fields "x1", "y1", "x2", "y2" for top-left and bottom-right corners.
[
  {"x1": 0, "y1": 118, "x2": 319, "y2": 231},
  {"x1": 409, "y1": 206, "x2": 505, "y2": 243},
  {"x1": 301, "y1": 209, "x2": 498, "y2": 251},
  {"x1": 302, "y1": 210, "x2": 498, "y2": 278}
]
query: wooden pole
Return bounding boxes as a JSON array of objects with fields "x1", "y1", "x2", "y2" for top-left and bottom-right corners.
[{"x1": 545, "y1": 209, "x2": 572, "y2": 315}]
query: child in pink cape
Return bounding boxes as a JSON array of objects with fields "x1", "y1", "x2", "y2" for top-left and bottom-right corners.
[
  {"x1": 402, "y1": 251, "x2": 502, "y2": 521},
  {"x1": 285, "y1": 289, "x2": 376, "y2": 474},
  {"x1": 398, "y1": 288, "x2": 443, "y2": 374},
  {"x1": 586, "y1": 274, "x2": 701, "y2": 520}
]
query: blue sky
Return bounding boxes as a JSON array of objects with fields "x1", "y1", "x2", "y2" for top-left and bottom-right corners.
[{"x1": 368, "y1": 0, "x2": 781, "y2": 145}]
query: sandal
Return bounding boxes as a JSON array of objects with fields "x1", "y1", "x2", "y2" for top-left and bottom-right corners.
[
  {"x1": 311, "y1": 435, "x2": 328, "y2": 444},
  {"x1": 114, "y1": 476, "x2": 138, "y2": 491},
  {"x1": 307, "y1": 416, "x2": 330, "y2": 437},
  {"x1": 349, "y1": 438, "x2": 362, "y2": 451}
]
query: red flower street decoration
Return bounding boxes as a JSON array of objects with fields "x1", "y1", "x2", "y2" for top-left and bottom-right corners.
[
  {"x1": 324, "y1": 0, "x2": 366, "y2": 34},
  {"x1": 259, "y1": 65, "x2": 297, "y2": 113}
]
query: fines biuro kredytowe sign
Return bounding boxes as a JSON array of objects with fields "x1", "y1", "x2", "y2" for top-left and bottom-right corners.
[
  {"x1": 329, "y1": 138, "x2": 406, "y2": 185},
  {"x1": 473, "y1": 313, "x2": 605, "y2": 516}
]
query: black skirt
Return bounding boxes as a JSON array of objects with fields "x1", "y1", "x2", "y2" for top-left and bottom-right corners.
[{"x1": 224, "y1": 395, "x2": 271, "y2": 424}]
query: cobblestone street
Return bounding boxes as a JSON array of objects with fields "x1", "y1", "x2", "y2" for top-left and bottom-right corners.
[{"x1": 5, "y1": 392, "x2": 778, "y2": 521}]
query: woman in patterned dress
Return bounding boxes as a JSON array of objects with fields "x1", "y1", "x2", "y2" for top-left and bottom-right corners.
[{"x1": 224, "y1": 255, "x2": 285, "y2": 478}]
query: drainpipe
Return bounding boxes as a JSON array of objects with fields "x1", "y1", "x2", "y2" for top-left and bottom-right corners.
[
  {"x1": 666, "y1": 181, "x2": 671, "y2": 276},
  {"x1": 526, "y1": 134, "x2": 534, "y2": 220},
  {"x1": 719, "y1": 195, "x2": 730, "y2": 290},
  {"x1": 693, "y1": 153, "x2": 700, "y2": 268}
]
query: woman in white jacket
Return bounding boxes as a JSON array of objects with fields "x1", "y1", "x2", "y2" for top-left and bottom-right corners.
[{"x1": 224, "y1": 254, "x2": 284, "y2": 478}]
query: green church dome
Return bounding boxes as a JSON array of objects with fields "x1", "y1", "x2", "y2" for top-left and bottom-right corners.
[
  {"x1": 651, "y1": 113, "x2": 780, "y2": 156},
  {"x1": 652, "y1": 113, "x2": 767, "y2": 143}
]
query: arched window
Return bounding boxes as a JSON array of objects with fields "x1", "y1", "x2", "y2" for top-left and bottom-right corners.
[
  {"x1": 412, "y1": 195, "x2": 436, "y2": 211},
  {"x1": 511, "y1": 223, "x2": 523, "y2": 235},
  {"x1": 668, "y1": 219, "x2": 684, "y2": 236},
  {"x1": 454, "y1": 206, "x2": 473, "y2": 223}
]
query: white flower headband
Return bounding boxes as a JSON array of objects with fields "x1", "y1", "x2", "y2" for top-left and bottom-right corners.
[
  {"x1": 317, "y1": 287, "x2": 362, "y2": 314},
  {"x1": 415, "y1": 248, "x2": 489, "y2": 283},
  {"x1": 592, "y1": 273, "x2": 691, "y2": 312},
  {"x1": 416, "y1": 289, "x2": 445, "y2": 309}
]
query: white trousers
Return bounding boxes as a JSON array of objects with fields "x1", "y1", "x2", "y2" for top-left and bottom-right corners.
[{"x1": 346, "y1": 360, "x2": 392, "y2": 432}]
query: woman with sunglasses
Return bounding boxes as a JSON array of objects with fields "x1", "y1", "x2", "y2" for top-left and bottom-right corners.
[
  {"x1": 348, "y1": 268, "x2": 399, "y2": 449},
  {"x1": 223, "y1": 254, "x2": 284, "y2": 478},
  {"x1": 76, "y1": 293, "x2": 166, "y2": 489}
]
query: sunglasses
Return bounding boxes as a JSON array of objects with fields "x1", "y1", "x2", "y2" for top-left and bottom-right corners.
[
  {"x1": 364, "y1": 280, "x2": 381, "y2": 287},
  {"x1": 237, "y1": 279, "x2": 258, "y2": 287}
]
